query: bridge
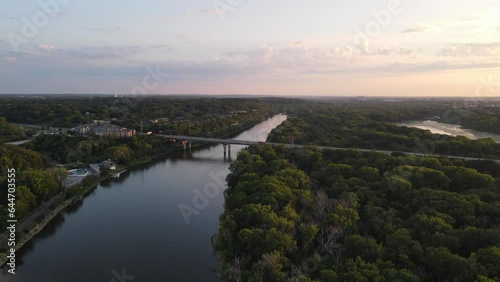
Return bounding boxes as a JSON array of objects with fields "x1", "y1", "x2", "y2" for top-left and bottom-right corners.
[
  {"x1": 156, "y1": 134, "x2": 500, "y2": 163},
  {"x1": 157, "y1": 134, "x2": 262, "y2": 154}
]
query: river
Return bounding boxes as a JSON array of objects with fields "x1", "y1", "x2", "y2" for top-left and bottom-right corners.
[
  {"x1": 1, "y1": 114, "x2": 287, "y2": 282},
  {"x1": 396, "y1": 120, "x2": 500, "y2": 143}
]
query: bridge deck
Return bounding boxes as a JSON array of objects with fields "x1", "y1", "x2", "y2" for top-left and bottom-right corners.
[
  {"x1": 156, "y1": 134, "x2": 500, "y2": 163},
  {"x1": 157, "y1": 134, "x2": 260, "y2": 146}
]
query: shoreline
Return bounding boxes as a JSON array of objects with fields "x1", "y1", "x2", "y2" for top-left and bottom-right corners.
[
  {"x1": 0, "y1": 115, "x2": 272, "y2": 267},
  {"x1": 0, "y1": 119, "x2": 268, "y2": 267},
  {"x1": 0, "y1": 151, "x2": 173, "y2": 267}
]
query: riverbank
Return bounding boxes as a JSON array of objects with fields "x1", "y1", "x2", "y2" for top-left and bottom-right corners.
[
  {"x1": 0, "y1": 148, "x2": 177, "y2": 267},
  {"x1": 0, "y1": 114, "x2": 288, "y2": 281},
  {"x1": 0, "y1": 118, "x2": 271, "y2": 267}
]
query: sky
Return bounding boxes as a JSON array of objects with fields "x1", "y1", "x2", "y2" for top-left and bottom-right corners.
[{"x1": 1, "y1": 0, "x2": 500, "y2": 96}]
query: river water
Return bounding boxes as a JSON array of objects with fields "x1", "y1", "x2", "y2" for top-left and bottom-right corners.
[
  {"x1": 1, "y1": 114, "x2": 287, "y2": 282},
  {"x1": 396, "y1": 120, "x2": 500, "y2": 143}
]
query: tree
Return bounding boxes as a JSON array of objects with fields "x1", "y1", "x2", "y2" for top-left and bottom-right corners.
[
  {"x1": 444, "y1": 166, "x2": 495, "y2": 192},
  {"x1": 222, "y1": 257, "x2": 242, "y2": 282},
  {"x1": 472, "y1": 246, "x2": 500, "y2": 280},
  {"x1": 343, "y1": 235, "x2": 383, "y2": 263},
  {"x1": 424, "y1": 247, "x2": 471, "y2": 281},
  {"x1": 313, "y1": 190, "x2": 332, "y2": 221},
  {"x1": 106, "y1": 144, "x2": 132, "y2": 164},
  {"x1": 19, "y1": 169, "x2": 60, "y2": 203},
  {"x1": 318, "y1": 226, "x2": 344, "y2": 266},
  {"x1": 409, "y1": 214, "x2": 453, "y2": 242},
  {"x1": 251, "y1": 252, "x2": 286, "y2": 282},
  {"x1": 339, "y1": 257, "x2": 385, "y2": 282},
  {"x1": 384, "y1": 228, "x2": 422, "y2": 269},
  {"x1": 15, "y1": 185, "x2": 37, "y2": 218},
  {"x1": 238, "y1": 228, "x2": 296, "y2": 262}
]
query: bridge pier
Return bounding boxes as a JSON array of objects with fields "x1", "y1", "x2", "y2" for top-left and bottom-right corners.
[
  {"x1": 182, "y1": 141, "x2": 192, "y2": 151},
  {"x1": 223, "y1": 144, "x2": 231, "y2": 155}
]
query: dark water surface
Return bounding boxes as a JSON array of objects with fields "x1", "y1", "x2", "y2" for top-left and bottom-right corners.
[{"x1": 1, "y1": 114, "x2": 287, "y2": 282}]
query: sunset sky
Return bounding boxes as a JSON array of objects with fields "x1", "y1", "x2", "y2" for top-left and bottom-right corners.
[{"x1": 1, "y1": 0, "x2": 499, "y2": 96}]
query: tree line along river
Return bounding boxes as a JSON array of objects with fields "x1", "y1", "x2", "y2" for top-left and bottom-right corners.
[{"x1": 1, "y1": 114, "x2": 287, "y2": 282}]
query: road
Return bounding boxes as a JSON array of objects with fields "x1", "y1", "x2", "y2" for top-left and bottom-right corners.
[
  {"x1": 5, "y1": 139, "x2": 32, "y2": 145},
  {"x1": 158, "y1": 134, "x2": 500, "y2": 163}
]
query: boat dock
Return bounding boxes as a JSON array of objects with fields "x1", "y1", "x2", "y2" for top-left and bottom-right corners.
[{"x1": 111, "y1": 170, "x2": 127, "y2": 178}]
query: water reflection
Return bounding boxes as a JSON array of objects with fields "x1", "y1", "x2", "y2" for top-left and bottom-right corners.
[
  {"x1": 0, "y1": 114, "x2": 287, "y2": 282},
  {"x1": 396, "y1": 120, "x2": 500, "y2": 142}
]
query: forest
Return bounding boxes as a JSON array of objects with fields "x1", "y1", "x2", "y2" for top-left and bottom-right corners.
[
  {"x1": 268, "y1": 103, "x2": 500, "y2": 159},
  {"x1": 0, "y1": 117, "x2": 30, "y2": 143},
  {"x1": 0, "y1": 96, "x2": 288, "y2": 130},
  {"x1": 319, "y1": 99, "x2": 500, "y2": 135},
  {"x1": 25, "y1": 134, "x2": 179, "y2": 165},
  {"x1": 0, "y1": 144, "x2": 66, "y2": 231},
  {"x1": 217, "y1": 144, "x2": 500, "y2": 281},
  {"x1": 0, "y1": 96, "x2": 300, "y2": 250},
  {"x1": 0, "y1": 96, "x2": 290, "y2": 243},
  {"x1": 2, "y1": 97, "x2": 500, "y2": 280}
]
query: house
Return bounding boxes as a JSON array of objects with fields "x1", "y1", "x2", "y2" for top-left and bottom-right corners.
[
  {"x1": 88, "y1": 163, "x2": 101, "y2": 175},
  {"x1": 102, "y1": 160, "x2": 117, "y2": 170},
  {"x1": 88, "y1": 160, "x2": 116, "y2": 176}
]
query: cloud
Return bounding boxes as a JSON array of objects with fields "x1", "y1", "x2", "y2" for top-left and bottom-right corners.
[
  {"x1": 3, "y1": 57, "x2": 16, "y2": 63},
  {"x1": 5, "y1": 40, "x2": 497, "y2": 88},
  {"x1": 438, "y1": 42, "x2": 500, "y2": 57},
  {"x1": 377, "y1": 61, "x2": 500, "y2": 73},
  {"x1": 288, "y1": 41, "x2": 308, "y2": 49},
  {"x1": 178, "y1": 33, "x2": 200, "y2": 45},
  {"x1": 301, "y1": 60, "x2": 500, "y2": 76},
  {"x1": 0, "y1": 13, "x2": 16, "y2": 20},
  {"x1": 37, "y1": 44, "x2": 58, "y2": 52},
  {"x1": 184, "y1": 9, "x2": 217, "y2": 17},
  {"x1": 48, "y1": 12, "x2": 66, "y2": 18},
  {"x1": 34, "y1": 44, "x2": 177, "y2": 59},
  {"x1": 462, "y1": 15, "x2": 481, "y2": 22},
  {"x1": 199, "y1": 9, "x2": 216, "y2": 15},
  {"x1": 363, "y1": 47, "x2": 420, "y2": 58},
  {"x1": 402, "y1": 26, "x2": 431, "y2": 33},
  {"x1": 83, "y1": 27, "x2": 131, "y2": 33},
  {"x1": 221, "y1": 41, "x2": 425, "y2": 76}
]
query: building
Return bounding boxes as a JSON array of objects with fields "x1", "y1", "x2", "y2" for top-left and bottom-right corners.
[
  {"x1": 150, "y1": 118, "x2": 169, "y2": 123},
  {"x1": 71, "y1": 125, "x2": 91, "y2": 134},
  {"x1": 102, "y1": 160, "x2": 117, "y2": 170},
  {"x1": 88, "y1": 160, "x2": 117, "y2": 176},
  {"x1": 93, "y1": 119, "x2": 111, "y2": 125},
  {"x1": 91, "y1": 125, "x2": 136, "y2": 137}
]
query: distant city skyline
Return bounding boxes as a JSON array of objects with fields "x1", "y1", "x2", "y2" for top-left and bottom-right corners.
[{"x1": 1, "y1": 0, "x2": 499, "y2": 96}]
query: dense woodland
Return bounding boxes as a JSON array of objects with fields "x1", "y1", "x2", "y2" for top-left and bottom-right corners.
[
  {"x1": 217, "y1": 144, "x2": 500, "y2": 281},
  {"x1": 268, "y1": 103, "x2": 500, "y2": 159},
  {"x1": 0, "y1": 144, "x2": 66, "y2": 231},
  {"x1": 0, "y1": 96, "x2": 287, "y2": 130},
  {"x1": 319, "y1": 100, "x2": 500, "y2": 134},
  {"x1": 218, "y1": 102, "x2": 500, "y2": 281},
  {"x1": 0, "y1": 117, "x2": 29, "y2": 143},
  {"x1": 2, "y1": 97, "x2": 500, "y2": 279},
  {"x1": 0, "y1": 97, "x2": 288, "y2": 242}
]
